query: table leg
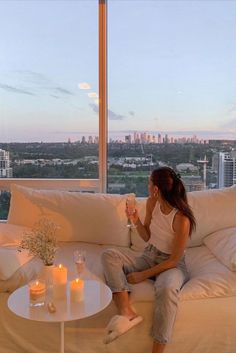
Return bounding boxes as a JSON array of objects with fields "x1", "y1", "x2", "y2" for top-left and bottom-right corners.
[{"x1": 60, "y1": 321, "x2": 64, "y2": 353}]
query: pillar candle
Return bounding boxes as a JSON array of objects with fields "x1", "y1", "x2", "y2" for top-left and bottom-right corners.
[
  {"x1": 53, "y1": 264, "x2": 68, "y2": 299},
  {"x1": 70, "y1": 278, "x2": 84, "y2": 302}
]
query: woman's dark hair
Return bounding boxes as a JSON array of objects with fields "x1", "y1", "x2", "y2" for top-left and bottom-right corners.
[{"x1": 151, "y1": 167, "x2": 196, "y2": 235}]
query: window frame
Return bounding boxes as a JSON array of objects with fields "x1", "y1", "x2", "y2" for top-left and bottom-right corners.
[{"x1": 0, "y1": 0, "x2": 107, "y2": 193}]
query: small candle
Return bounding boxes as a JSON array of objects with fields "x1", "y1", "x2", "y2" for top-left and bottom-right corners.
[
  {"x1": 70, "y1": 278, "x2": 84, "y2": 302},
  {"x1": 29, "y1": 280, "x2": 46, "y2": 307},
  {"x1": 53, "y1": 264, "x2": 68, "y2": 299}
]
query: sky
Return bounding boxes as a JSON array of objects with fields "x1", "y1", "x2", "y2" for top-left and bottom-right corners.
[{"x1": 0, "y1": 0, "x2": 236, "y2": 142}]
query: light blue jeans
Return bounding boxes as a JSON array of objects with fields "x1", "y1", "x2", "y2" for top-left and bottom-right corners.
[{"x1": 101, "y1": 244, "x2": 189, "y2": 344}]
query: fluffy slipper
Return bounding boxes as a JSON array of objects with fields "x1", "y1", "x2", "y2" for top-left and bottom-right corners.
[{"x1": 103, "y1": 315, "x2": 143, "y2": 344}]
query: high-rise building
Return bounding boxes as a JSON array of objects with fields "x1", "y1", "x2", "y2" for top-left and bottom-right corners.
[
  {"x1": 216, "y1": 152, "x2": 236, "y2": 188},
  {"x1": 88, "y1": 136, "x2": 93, "y2": 144},
  {"x1": 125, "y1": 135, "x2": 132, "y2": 144},
  {"x1": 0, "y1": 149, "x2": 13, "y2": 178},
  {"x1": 141, "y1": 132, "x2": 147, "y2": 144}
]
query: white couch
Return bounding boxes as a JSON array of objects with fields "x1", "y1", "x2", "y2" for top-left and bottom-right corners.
[{"x1": 1, "y1": 184, "x2": 236, "y2": 353}]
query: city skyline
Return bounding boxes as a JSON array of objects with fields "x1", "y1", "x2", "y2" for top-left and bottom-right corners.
[{"x1": 1, "y1": 1, "x2": 236, "y2": 142}]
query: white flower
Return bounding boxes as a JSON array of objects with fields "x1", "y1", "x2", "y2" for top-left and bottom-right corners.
[{"x1": 19, "y1": 218, "x2": 58, "y2": 266}]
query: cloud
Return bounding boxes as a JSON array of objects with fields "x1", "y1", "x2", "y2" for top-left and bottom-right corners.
[
  {"x1": 55, "y1": 87, "x2": 73, "y2": 95},
  {"x1": 89, "y1": 103, "x2": 126, "y2": 120},
  {"x1": 88, "y1": 92, "x2": 98, "y2": 98},
  {"x1": 226, "y1": 103, "x2": 236, "y2": 115},
  {"x1": 50, "y1": 95, "x2": 60, "y2": 99},
  {"x1": 108, "y1": 109, "x2": 125, "y2": 120},
  {"x1": 2, "y1": 70, "x2": 75, "y2": 97},
  {"x1": 220, "y1": 118, "x2": 236, "y2": 130},
  {"x1": 129, "y1": 111, "x2": 135, "y2": 116},
  {"x1": 89, "y1": 103, "x2": 99, "y2": 113},
  {"x1": 13, "y1": 70, "x2": 52, "y2": 86},
  {"x1": 0, "y1": 83, "x2": 35, "y2": 96},
  {"x1": 78, "y1": 82, "x2": 91, "y2": 90}
]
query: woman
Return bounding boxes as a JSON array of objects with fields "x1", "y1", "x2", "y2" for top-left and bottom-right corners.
[{"x1": 102, "y1": 167, "x2": 196, "y2": 353}]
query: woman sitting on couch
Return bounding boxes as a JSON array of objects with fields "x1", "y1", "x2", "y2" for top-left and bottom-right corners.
[{"x1": 102, "y1": 166, "x2": 196, "y2": 353}]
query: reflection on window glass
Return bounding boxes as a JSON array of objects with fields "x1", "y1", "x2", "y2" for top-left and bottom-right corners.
[
  {"x1": 108, "y1": 0, "x2": 236, "y2": 196},
  {"x1": 0, "y1": 0, "x2": 98, "y2": 180},
  {"x1": 0, "y1": 190, "x2": 10, "y2": 220}
]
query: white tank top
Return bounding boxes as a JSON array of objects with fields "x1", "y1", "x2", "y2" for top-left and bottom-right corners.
[{"x1": 149, "y1": 202, "x2": 178, "y2": 254}]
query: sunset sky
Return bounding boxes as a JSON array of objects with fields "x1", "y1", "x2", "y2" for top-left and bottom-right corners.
[{"x1": 0, "y1": 0, "x2": 236, "y2": 142}]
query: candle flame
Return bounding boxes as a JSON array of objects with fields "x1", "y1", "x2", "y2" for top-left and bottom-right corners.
[
  {"x1": 59, "y1": 264, "x2": 62, "y2": 269},
  {"x1": 36, "y1": 281, "x2": 39, "y2": 285},
  {"x1": 76, "y1": 278, "x2": 79, "y2": 283}
]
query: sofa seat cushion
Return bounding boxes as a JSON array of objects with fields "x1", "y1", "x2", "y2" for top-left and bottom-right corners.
[
  {"x1": 53, "y1": 242, "x2": 236, "y2": 303},
  {"x1": 128, "y1": 245, "x2": 236, "y2": 302}
]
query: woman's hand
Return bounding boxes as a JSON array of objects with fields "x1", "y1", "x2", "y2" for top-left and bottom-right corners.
[
  {"x1": 127, "y1": 271, "x2": 147, "y2": 284},
  {"x1": 125, "y1": 206, "x2": 139, "y2": 225}
]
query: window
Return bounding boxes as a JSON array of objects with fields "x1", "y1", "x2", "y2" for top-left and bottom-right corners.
[
  {"x1": 0, "y1": 0, "x2": 99, "y2": 184},
  {"x1": 107, "y1": 0, "x2": 236, "y2": 195}
]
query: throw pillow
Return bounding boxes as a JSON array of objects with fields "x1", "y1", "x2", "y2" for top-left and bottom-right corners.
[
  {"x1": 8, "y1": 184, "x2": 131, "y2": 247},
  {"x1": 0, "y1": 247, "x2": 33, "y2": 280},
  {"x1": 187, "y1": 186, "x2": 236, "y2": 247},
  {"x1": 0, "y1": 223, "x2": 31, "y2": 246},
  {"x1": 203, "y1": 227, "x2": 236, "y2": 271}
]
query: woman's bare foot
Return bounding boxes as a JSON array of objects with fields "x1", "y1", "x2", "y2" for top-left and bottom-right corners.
[
  {"x1": 113, "y1": 292, "x2": 137, "y2": 320},
  {"x1": 120, "y1": 307, "x2": 137, "y2": 320}
]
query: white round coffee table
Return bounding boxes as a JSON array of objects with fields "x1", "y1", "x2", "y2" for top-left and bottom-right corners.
[{"x1": 8, "y1": 280, "x2": 112, "y2": 353}]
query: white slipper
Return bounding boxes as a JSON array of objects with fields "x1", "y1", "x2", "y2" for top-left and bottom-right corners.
[{"x1": 103, "y1": 315, "x2": 143, "y2": 344}]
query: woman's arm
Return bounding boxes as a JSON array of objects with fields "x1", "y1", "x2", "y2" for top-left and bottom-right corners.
[
  {"x1": 129, "y1": 196, "x2": 157, "y2": 242},
  {"x1": 127, "y1": 212, "x2": 190, "y2": 284}
]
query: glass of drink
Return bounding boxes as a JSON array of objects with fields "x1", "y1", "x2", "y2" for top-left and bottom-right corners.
[
  {"x1": 28, "y1": 280, "x2": 46, "y2": 307},
  {"x1": 73, "y1": 249, "x2": 86, "y2": 279},
  {"x1": 126, "y1": 194, "x2": 137, "y2": 229}
]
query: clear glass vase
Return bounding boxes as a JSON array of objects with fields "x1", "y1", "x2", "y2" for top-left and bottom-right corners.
[{"x1": 40, "y1": 264, "x2": 55, "y2": 298}]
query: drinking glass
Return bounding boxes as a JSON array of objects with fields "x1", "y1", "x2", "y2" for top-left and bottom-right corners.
[
  {"x1": 126, "y1": 194, "x2": 137, "y2": 229},
  {"x1": 28, "y1": 280, "x2": 46, "y2": 307},
  {"x1": 73, "y1": 250, "x2": 86, "y2": 279}
]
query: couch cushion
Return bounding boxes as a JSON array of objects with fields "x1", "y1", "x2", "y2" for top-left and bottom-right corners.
[
  {"x1": 187, "y1": 186, "x2": 236, "y2": 247},
  {"x1": 0, "y1": 247, "x2": 33, "y2": 280},
  {"x1": 7, "y1": 184, "x2": 130, "y2": 247},
  {"x1": 132, "y1": 187, "x2": 236, "y2": 249},
  {"x1": 203, "y1": 227, "x2": 236, "y2": 271},
  {"x1": 0, "y1": 257, "x2": 42, "y2": 293},
  {"x1": 0, "y1": 223, "x2": 31, "y2": 246},
  {"x1": 52, "y1": 242, "x2": 236, "y2": 303},
  {"x1": 125, "y1": 245, "x2": 236, "y2": 302}
]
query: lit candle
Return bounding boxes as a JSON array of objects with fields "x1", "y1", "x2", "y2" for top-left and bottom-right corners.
[
  {"x1": 53, "y1": 264, "x2": 68, "y2": 299},
  {"x1": 29, "y1": 280, "x2": 46, "y2": 307},
  {"x1": 70, "y1": 278, "x2": 84, "y2": 302}
]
